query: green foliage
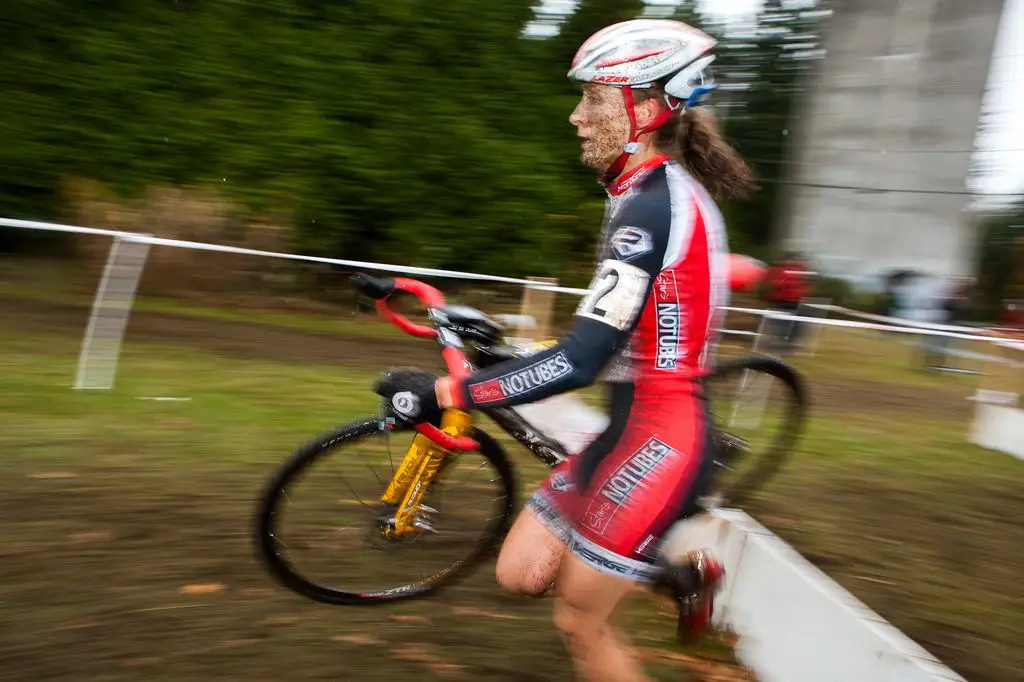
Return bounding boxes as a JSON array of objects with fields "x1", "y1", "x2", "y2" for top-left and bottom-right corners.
[
  {"x1": 0, "y1": 0, "x2": 827, "y2": 279},
  {"x1": 975, "y1": 202, "x2": 1024, "y2": 316}
]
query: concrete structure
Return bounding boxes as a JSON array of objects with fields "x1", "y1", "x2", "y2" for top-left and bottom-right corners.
[
  {"x1": 664, "y1": 510, "x2": 968, "y2": 682},
  {"x1": 779, "y1": 0, "x2": 1006, "y2": 287}
]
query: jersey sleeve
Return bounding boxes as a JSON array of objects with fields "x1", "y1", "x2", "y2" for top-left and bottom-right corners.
[{"x1": 452, "y1": 192, "x2": 673, "y2": 409}]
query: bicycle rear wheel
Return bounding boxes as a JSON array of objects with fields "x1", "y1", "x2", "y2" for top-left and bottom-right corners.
[
  {"x1": 255, "y1": 417, "x2": 517, "y2": 605},
  {"x1": 700, "y1": 354, "x2": 808, "y2": 508}
]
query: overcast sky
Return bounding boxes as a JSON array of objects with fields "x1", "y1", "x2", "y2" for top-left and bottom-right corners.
[{"x1": 525, "y1": 0, "x2": 1024, "y2": 201}]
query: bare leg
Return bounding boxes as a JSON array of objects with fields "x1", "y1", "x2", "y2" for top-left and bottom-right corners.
[
  {"x1": 495, "y1": 508, "x2": 566, "y2": 596},
  {"x1": 553, "y1": 552, "x2": 651, "y2": 682}
]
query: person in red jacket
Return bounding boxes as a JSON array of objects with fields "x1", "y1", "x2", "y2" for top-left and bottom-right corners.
[
  {"x1": 998, "y1": 300, "x2": 1023, "y2": 335},
  {"x1": 763, "y1": 252, "x2": 814, "y2": 352}
]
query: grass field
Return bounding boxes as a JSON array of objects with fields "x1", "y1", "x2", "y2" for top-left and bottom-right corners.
[{"x1": 1, "y1": 293, "x2": 1022, "y2": 682}]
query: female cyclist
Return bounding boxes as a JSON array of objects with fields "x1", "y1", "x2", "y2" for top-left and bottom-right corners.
[{"x1": 376, "y1": 19, "x2": 755, "y2": 682}]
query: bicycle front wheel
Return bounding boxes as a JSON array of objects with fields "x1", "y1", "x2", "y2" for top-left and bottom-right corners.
[
  {"x1": 255, "y1": 417, "x2": 517, "y2": 605},
  {"x1": 700, "y1": 354, "x2": 808, "y2": 508}
]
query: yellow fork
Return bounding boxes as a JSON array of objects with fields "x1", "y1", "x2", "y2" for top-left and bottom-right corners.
[{"x1": 379, "y1": 409, "x2": 475, "y2": 537}]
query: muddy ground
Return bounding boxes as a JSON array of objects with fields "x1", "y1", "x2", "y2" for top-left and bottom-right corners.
[{"x1": 2, "y1": 294, "x2": 1020, "y2": 682}]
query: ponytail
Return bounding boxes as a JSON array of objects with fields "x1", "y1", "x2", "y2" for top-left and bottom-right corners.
[{"x1": 654, "y1": 107, "x2": 756, "y2": 201}]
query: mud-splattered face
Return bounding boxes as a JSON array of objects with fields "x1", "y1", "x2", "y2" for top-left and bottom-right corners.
[{"x1": 569, "y1": 84, "x2": 631, "y2": 171}]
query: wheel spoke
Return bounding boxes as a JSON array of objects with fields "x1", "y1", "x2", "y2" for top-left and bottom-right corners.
[
  {"x1": 700, "y1": 356, "x2": 807, "y2": 507},
  {"x1": 257, "y1": 418, "x2": 514, "y2": 605}
]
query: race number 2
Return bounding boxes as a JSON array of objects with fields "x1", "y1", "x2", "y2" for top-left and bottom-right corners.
[{"x1": 577, "y1": 259, "x2": 649, "y2": 330}]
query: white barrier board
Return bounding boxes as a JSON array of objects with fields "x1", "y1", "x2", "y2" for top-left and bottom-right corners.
[{"x1": 662, "y1": 511, "x2": 967, "y2": 682}]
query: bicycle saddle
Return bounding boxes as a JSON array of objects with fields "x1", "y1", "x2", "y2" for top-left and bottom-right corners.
[{"x1": 430, "y1": 305, "x2": 504, "y2": 344}]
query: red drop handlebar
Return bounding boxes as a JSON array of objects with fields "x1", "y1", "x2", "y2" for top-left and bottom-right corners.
[
  {"x1": 351, "y1": 273, "x2": 479, "y2": 451},
  {"x1": 374, "y1": 277, "x2": 442, "y2": 339},
  {"x1": 354, "y1": 253, "x2": 764, "y2": 450}
]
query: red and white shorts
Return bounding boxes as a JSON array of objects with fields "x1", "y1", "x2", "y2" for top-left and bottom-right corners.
[{"x1": 525, "y1": 385, "x2": 715, "y2": 583}]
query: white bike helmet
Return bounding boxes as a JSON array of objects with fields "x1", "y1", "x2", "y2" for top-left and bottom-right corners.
[{"x1": 568, "y1": 19, "x2": 719, "y2": 182}]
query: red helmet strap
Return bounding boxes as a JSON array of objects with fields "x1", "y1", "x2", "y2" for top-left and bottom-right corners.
[{"x1": 601, "y1": 86, "x2": 679, "y2": 187}]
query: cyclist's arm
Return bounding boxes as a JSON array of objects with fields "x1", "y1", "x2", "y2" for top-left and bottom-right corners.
[{"x1": 450, "y1": 196, "x2": 672, "y2": 410}]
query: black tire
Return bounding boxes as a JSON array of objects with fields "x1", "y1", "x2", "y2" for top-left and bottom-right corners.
[
  {"x1": 700, "y1": 354, "x2": 808, "y2": 507},
  {"x1": 255, "y1": 417, "x2": 517, "y2": 605}
]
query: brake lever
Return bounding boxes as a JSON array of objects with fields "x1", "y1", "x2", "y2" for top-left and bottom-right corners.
[{"x1": 350, "y1": 272, "x2": 395, "y2": 300}]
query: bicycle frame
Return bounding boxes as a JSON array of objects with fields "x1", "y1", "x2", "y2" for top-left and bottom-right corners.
[
  {"x1": 483, "y1": 405, "x2": 568, "y2": 468},
  {"x1": 353, "y1": 274, "x2": 568, "y2": 537},
  {"x1": 350, "y1": 271, "x2": 801, "y2": 537}
]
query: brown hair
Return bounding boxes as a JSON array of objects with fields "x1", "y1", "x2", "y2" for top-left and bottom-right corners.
[{"x1": 637, "y1": 88, "x2": 756, "y2": 200}]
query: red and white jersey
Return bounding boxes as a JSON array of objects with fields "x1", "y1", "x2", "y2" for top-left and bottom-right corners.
[
  {"x1": 456, "y1": 156, "x2": 729, "y2": 410},
  {"x1": 594, "y1": 158, "x2": 730, "y2": 394}
]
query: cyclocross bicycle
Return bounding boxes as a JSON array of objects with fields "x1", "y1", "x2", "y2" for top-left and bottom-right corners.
[{"x1": 255, "y1": 273, "x2": 808, "y2": 606}]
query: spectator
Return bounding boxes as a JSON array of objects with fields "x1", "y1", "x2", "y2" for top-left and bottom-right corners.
[
  {"x1": 921, "y1": 277, "x2": 974, "y2": 370},
  {"x1": 1000, "y1": 300, "x2": 1024, "y2": 334},
  {"x1": 762, "y1": 251, "x2": 814, "y2": 353}
]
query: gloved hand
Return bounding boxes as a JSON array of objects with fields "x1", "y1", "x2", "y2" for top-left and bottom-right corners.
[{"x1": 373, "y1": 367, "x2": 444, "y2": 427}]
